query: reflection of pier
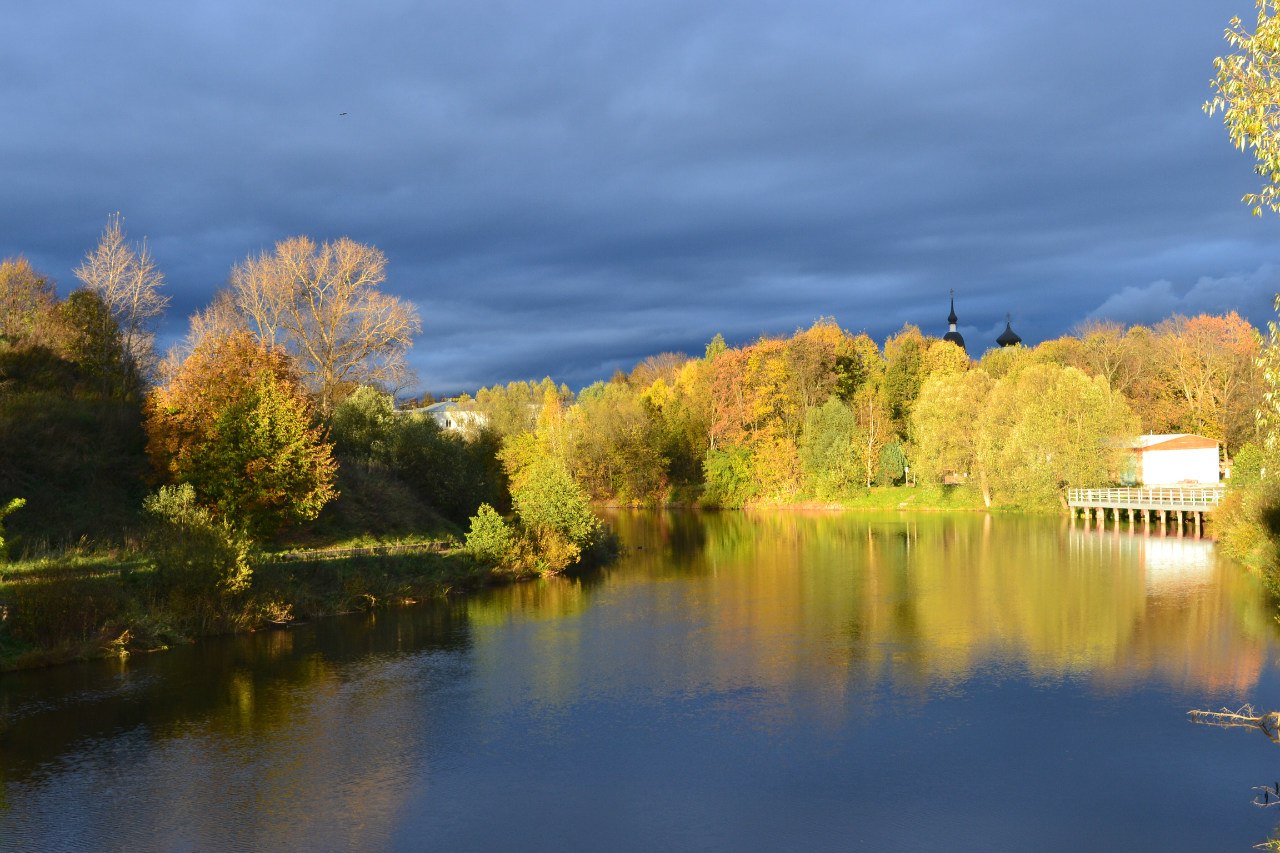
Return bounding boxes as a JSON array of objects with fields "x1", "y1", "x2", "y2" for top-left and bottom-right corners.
[{"x1": 1067, "y1": 487, "x2": 1224, "y2": 536}]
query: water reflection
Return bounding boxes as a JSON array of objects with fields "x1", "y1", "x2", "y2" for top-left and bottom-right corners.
[{"x1": 0, "y1": 511, "x2": 1275, "y2": 853}]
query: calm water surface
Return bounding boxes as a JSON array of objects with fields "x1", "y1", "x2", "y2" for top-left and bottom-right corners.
[{"x1": 3, "y1": 511, "x2": 1280, "y2": 852}]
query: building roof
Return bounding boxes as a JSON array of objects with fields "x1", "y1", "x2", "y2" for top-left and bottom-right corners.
[
  {"x1": 1128, "y1": 433, "x2": 1220, "y2": 451},
  {"x1": 996, "y1": 314, "x2": 1022, "y2": 347}
]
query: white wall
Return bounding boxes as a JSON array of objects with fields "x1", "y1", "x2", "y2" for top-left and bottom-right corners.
[{"x1": 1140, "y1": 447, "x2": 1219, "y2": 485}]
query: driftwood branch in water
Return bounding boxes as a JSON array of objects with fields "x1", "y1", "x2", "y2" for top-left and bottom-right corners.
[{"x1": 1188, "y1": 705, "x2": 1280, "y2": 743}]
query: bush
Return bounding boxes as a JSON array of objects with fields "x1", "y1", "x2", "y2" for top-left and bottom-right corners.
[
  {"x1": 143, "y1": 485, "x2": 254, "y2": 629},
  {"x1": 875, "y1": 442, "x2": 907, "y2": 486},
  {"x1": 510, "y1": 455, "x2": 602, "y2": 552},
  {"x1": 0, "y1": 497, "x2": 24, "y2": 560},
  {"x1": 465, "y1": 503, "x2": 513, "y2": 566},
  {"x1": 3, "y1": 574, "x2": 132, "y2": 650},
  {"x1": 702, "y1": 445, "x2": 758, "y2": 508}
]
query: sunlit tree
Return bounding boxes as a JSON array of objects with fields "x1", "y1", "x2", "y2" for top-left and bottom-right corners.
[
  {"x1": 228, "y1": 236, "x2": 421, "y2": 414},
  {"x1": 74, "y1": 213, "x2": 169, "y2": 380}
]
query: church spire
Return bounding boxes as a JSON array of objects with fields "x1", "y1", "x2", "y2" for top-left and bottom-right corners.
[{"x1": 942, "y1": 290, "x2": 965, "y2": 350}]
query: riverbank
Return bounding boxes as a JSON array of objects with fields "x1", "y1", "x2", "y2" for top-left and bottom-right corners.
[
  {"x1": 0, "y1": 544, "x2": 495, "y2": 672},
  {"x1": 0, "y1": 486, "x2": 1038, "y2": 672}
]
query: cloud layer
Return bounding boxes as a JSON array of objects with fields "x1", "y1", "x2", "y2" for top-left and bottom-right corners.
[{"x1": 2, "y1": 0, "x2": 1275, "y2": 391}]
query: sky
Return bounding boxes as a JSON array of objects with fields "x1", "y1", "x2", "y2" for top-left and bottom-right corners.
[{"x1": 3, "y1": 0, "x2": 1278, "y2": 394}]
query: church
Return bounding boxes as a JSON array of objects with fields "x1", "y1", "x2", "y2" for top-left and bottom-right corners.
[{"x1": 941, "y1": 291, "x2": 1021, "y2": 351}]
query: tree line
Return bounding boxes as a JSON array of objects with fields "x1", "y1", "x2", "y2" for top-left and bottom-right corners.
[
  {"x1": 456, "y1": 313, "x2": 1263, "y2": 512},
  {"x1": 0, "y1": 215, "x2": 1275, "y2": 575}
]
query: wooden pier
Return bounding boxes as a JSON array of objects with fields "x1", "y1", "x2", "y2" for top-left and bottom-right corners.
[{"x1": 1066, "y1": 486, "x2": 1224, "y2": 535}]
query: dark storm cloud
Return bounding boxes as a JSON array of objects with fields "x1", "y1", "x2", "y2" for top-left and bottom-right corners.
[{"x1": 2, "y1": 0, "x2": 1274, "y2": 391}]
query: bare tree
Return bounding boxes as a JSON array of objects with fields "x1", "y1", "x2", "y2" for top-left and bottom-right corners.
[
  {"x1": 228, "y1": 236, "x2": 421, "y2": 414},
  {"x1": 74, "y1": 213, "x2": 169, "y2": 379}
]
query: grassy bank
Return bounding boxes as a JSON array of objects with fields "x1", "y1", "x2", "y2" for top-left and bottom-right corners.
[
  {"x1": 731, "y1": 483, "x2": 990, "y2": 512},
  {"x1": 0, "y1": 544, "x2": 493, "y2": 672}
]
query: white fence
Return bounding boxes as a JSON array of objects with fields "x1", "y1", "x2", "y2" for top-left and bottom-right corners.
[{"x1": 1066, "y1": 487, "x2": 1224, "y2": 512}]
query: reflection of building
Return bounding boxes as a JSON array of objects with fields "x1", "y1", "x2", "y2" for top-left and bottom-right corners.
[{"x1": 1123, "y1": 434, "x2": 1220, "y2": 485}]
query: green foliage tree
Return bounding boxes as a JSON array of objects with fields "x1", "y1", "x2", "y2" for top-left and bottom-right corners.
[
  {"x1": 497, "y1": 434, "x2": 607, "y2": 573},
  {"x1": 882, "y1": 325, "x2": 927, "y2": 436},
  {"x1": 911, "y1": 370, "x2": 995, "y2": 488},
  {"x1": 471, "y1": 377, "x2": 564, "y2": 439},
  {"x1": 330, "y1": 384, "x2": 399, "y2": 470},
  {"x1": 875, "y1": 442, "x2": 907, "y2": 486},
  {"x1": 465, "y1": 503, "x2": 513, "y2": 566},
  {"x1": 798, "y1": 398, "x2": 864, "y2": 500},
  {"x1": 702, "y1": 445, "x2": 758, "y2": 507},
  {"x1": 704, "y1": 332, "x2": 728, "y2": 361},
  {"x1": 977, "y1": 364, "x2": 1137, "y2": 509},
  {"x1": 188, "y1": 373, "x2": 338, "y2": 538},
  {"x1": 0, "y1": 286, "x2": 149, "y2": 546},
  {"x1": 56, "y1": 290, "x2": 140, "y2": 400}
]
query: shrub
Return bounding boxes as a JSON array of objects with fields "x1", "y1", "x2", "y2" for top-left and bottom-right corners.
[
  {"x1": 143, "y1": 485, "x2": 254, "y2": 629},
  {"x1": 702, "y1": 445, "x2": 758, "y2": 508},
  {"x1": 465, "y1": 503, "x2": 513, "y2": 566},
  {"x1": 0, "y1": 497, "x2": 24, "y2": 561}
]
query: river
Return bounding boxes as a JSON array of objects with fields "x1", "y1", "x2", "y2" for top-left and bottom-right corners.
[{"x1": 1, "y1": 510, "x2": 1278, "y2": 852}]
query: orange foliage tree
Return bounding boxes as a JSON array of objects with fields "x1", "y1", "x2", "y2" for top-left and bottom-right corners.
[{"x1": 145, "y1": 331, "x2": 337, "y2": 538}]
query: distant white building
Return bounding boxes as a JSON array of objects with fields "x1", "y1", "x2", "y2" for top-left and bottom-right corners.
[
  {"x1": 1123, "y1": 434, "x2": 1220, "y2": 486},
  {"x1": 403, "y1": 400, "x2": 488, "y2": 433}
]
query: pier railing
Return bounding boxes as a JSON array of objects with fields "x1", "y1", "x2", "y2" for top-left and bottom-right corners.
[{"x1": 1066, "y1": 486, "x2": 1224, "y2": 512}]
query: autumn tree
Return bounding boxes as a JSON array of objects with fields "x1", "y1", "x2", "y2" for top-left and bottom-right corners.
[
  {"x1": 976, "y1": 364, "x2": 1136, "y2": 509},
  {"x1": 228, "y1": 236, "x2": 421, "y2": 414},
  {"x1": 783, "y1": 320, "x2": 847, "y2": 414},
  {"x1": 1206, "y1": 0, "x2": 1280, "y2": 215},
  {"x1": 469, "y1": 377, "x2": 565, "y2": 439},
  {"x1": 145, "y1": 330, "x2": 337, "y2": 538},
  {"x1": 0, "y1": 257, "x2": 57, "y2": 345},
  {"x1": 882, "y1": 325, "x2": 928, "y2": 436},
  {"x1": 911, "y1": 369, "x2": 995, "y2": 489},
  {"x1": 74, "y1": 213, "x2": 169, "y2": 379},
  {"x1": 566, "y1": 381, "x2": 667, "y2": 502},
  {"x1": 1153, "y1": 313, "x2": 1262, "y2": 454},
  {"x1": 921, "y1": 338, "x2": 969, "y2": 379},
  {"x1": 834, "y1": 332, "x2": 883, "y2": 401},
  {"x1": 853, "y1": 385, "x2": 893, "y2": 488},
  {"x1": 640, "y1": 359, "x2": 713, "y2": 488}
]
